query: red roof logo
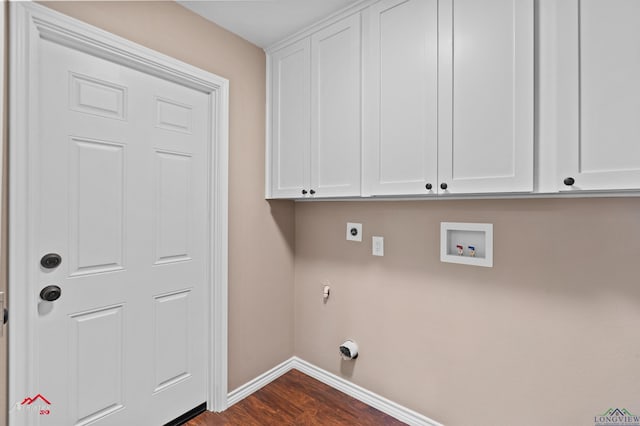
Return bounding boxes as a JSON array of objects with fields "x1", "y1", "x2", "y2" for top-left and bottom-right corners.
[{"x1": 21, "y1": 394, "x2": 51, "y2": 405}]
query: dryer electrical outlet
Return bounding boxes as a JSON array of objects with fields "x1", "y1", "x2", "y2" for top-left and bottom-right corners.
[{"x1": 346, "y1": 223, "x2": 362, "y2": 242}]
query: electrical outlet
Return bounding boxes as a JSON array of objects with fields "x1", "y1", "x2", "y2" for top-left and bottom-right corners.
[
  {"x1": 372, "y1": 236, "x2": 384, "y2": 256},
  {"x1": 346, "y1": 222, "x2": 362, "y2": 242}
]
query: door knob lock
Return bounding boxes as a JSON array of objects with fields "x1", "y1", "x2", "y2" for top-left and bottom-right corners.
[
  {"x1": 40, "y1": 285, "x2": 62, "y2": 302},
  {"x1": 41, "y1": 253, "x2": 62, "y2": 269}
]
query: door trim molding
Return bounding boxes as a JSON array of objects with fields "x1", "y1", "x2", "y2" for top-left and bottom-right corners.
[{"x1": 9, "y1": 2, "x2": 230, "y2": 420}]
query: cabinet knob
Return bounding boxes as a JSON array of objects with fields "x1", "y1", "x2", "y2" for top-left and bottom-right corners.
[
  {"x1": 440, "y1": 183, "x2": 448, "y2": 190},
  {"x1": 425, "y1": 183, "x2": 432, "y2": 190},
  {"x1": 310, "y1": 189, "x2": 316, "y2": 195},
  {"x1": 301, "y1": 189, "x2": 308, "y2": 195},
  {"x1": 563, "y1": 177, "x2": 575, "y2": 186}
]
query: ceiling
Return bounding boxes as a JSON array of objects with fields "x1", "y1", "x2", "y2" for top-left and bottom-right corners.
[{"x1": 177, "y1": 0, "x2": 361, "y2": 49}]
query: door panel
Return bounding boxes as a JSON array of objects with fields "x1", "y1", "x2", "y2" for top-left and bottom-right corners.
[
  {"x1": 557, "y1": 0, "x2": 640, "y2": 190},
  {"x1": 69, "y1": 73, "x2": 127, "y2": 121},
  {"x1": 69, "y1": 138, "x2": 125, "y2": 275},
  {"x1": 153, "y1": 289, "x2": 191, "y2": 392},
  {"x1": 154, "y1": 151, "x2": 192, "y2": 264},
  {"x1": 70, "y1": 305, "x2": 125, "y2": 425},
  {"x1": 363, "y1": 0, "x2": 438, "y2": 196},
  {"x1": 438, "y1": 0, "x2": 534, "y2": 194},
  {"x1": 33, "y1": 35, "x2": 208, "y2": 426},
  {"x1": 156, "y1": 98, "x2": 193, "y2": 133}
]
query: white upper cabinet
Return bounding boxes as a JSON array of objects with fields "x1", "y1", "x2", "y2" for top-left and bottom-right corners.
[
  {"x1": 363, "y1": 0, "x2": 534, "y2": 196},
  {"x1": 363, "y1": 0, "x2": 438, "y2": 196},
  {"x1": 311, "y1": 14, "x2": 361, "y2": 197},
  {"x1": 437, "y1": 0, "x2": 534, "y2": 194},
  {"x1": 556, "y1": 0, "x2": 640, "y2": 191},
  {"x1": 269, "y1": 38, "x2": 311, "y2": 198},
  {"x1": 268, "y1": 15, "x2": 361, "y2": 199},
  {"x1": 267, "y1": 0, "x2": 640, "y2": 199}
]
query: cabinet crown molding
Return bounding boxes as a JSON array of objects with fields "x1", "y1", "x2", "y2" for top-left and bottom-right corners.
[{"x1": 264, "y1": 0, "x2": 375, "y2": 53}]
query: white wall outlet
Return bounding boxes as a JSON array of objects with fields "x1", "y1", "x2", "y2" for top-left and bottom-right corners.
[
  {"x1": 346, "y1": 222, "x2": 362, "y2": 242},
  {"x1": 372, "y1": 236, "x2": 384, "y2": 256}
]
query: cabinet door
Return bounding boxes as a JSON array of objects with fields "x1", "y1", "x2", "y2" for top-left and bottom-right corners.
[
  {"x1": 363, "y1": 0, "x2": 438, "y2": 196},
  {"x1": 438, "y1": 0, "x2": 534, "y2": 194},
  {"x1": 556, "y1": 0, "x2": 640, "y2": 191},
  {"x1": 310, "y1": 14, "x2": 361, "y2": 197},
  {"x1": 270, "y1": 38, "x2": 311, "y2": 198}
]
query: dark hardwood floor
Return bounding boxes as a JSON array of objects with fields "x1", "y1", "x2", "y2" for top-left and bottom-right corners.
[{"x1": 185, "y1": 369, "x2": 407, "y2": 425}]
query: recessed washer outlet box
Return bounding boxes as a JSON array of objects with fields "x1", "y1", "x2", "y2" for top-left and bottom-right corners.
[
  {"x1": 346, "y1": 223, "x2": 362, "y2": 242},
  {"x1": 440, "y1": 222, "x2": 493, "y2": 267}
]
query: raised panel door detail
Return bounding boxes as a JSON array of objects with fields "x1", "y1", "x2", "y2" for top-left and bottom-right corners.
[
  {"x1": 452, "y1": 0, "x2": 515, "y2": 179},
  {"x1": 438, "y1": 0, "x2": 533, "y2": 193},
  {"x1": 364, "y1": 0, "x2": 438, "y2": 196},
  {"x1": 271, "y1": 39, "x2": 311, "y2": 197},
  {"x1": 580, "y1": 0, "x2": 640, "y2": 173},
  {"x1": 69, "y1": 305, "x2": 124, "y2": 425},
  {"x1": 557, "y1": 0, "x2": 640, "y2": 191},
  {"x1": 311, "y1": 14, "x2": 361, "y2": 197},
  {"x1": 69, "y1": 72, "x2": 127, "y2": 121},
  {"x1": 34, "y1": 26, "x2": 210, "y2": 426},
  {"x1": 69, "y1": 137, "x2": 125, "y2": 276},
  {"x1": 153, "y1": 290, "x2": 191, "y2": 393},
  {"x1": 154, "y1": 151, "x2": 191, "y2": 264},
  {"x1": 156, "y1": 97, "x2": 193, "y2": 134}
]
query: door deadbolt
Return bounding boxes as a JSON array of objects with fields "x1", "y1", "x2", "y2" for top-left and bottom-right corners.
[
  {"x1": 40, "y1": 253, "x2": 62, "y2": 269},
  {"x1": 40, "y1": 285, "x2": 62, "y2": 302}
]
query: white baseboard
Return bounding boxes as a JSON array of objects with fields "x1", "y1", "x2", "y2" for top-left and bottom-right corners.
[
  {"x1": 226, "y1": 356, "x2": 443, "y2": 426},
  {"x1": 226, "y1": 356, "x2": 295, "y2": 407}
]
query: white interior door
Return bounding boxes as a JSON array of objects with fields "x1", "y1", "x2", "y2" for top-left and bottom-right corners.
[{"x1": 31, "y1": 33, "x2": 209, "y2": 425}]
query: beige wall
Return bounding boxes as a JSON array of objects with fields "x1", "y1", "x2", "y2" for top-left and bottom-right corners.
[
  {"x1": 295, "y1": 198, "x2": 640, "y2": 425},
  {"x1": 40, "y1": 1, "x2": 295, "y2": 391}
]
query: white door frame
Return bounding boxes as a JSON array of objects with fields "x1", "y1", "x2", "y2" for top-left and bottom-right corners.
[{"x1": 9, "y1": 2, "x2": 229, "y2": 422}]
